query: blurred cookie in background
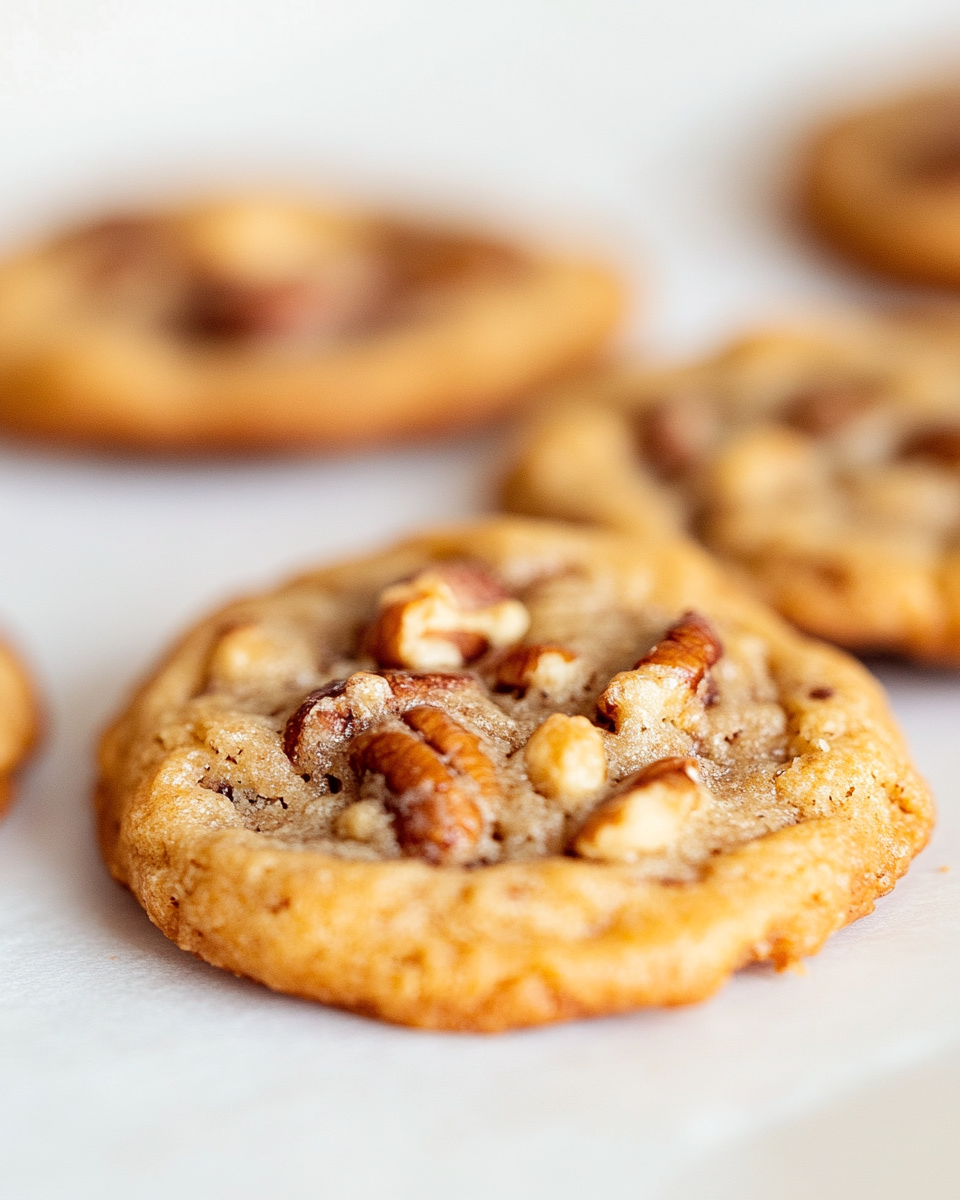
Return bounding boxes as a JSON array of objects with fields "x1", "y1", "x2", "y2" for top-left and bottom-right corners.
[
  {"x1": 0, "y1": 196, "x2": 624, "y2": 452},
  {"x1": 503, "y1": 311, "x2": 960, "y2": 665},
  {"x1": 0, "y1": 635, "x2": 39, "y2": 819},
  {"x1": 803, "y1": 85, "x2": 960, "y2": 288}
]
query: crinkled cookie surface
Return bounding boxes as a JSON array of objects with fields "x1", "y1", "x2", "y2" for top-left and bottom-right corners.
[{"x1": 97, "y1": 519, "x2": 933, "y2": 1030}]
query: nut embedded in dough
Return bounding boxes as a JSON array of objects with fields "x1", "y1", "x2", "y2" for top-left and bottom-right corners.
[
  {"x1": 351, "y1": 723, "x2": 487, "y2": 865},
  {"x1": 574, "y1": 757, "x2": 713, "y2": 862},
  {"x1": 366, "y1": 563, "x2": 530, "y2": 670},
  {"x1": 597, "y1": 612, "x2": 722, "y2": 734},
  {"x1": 494, "y1": 643, "x2": 579, "y2": 697},
  {"x1": 523, "y1": 713, "x2": 607, "y2": 810}
]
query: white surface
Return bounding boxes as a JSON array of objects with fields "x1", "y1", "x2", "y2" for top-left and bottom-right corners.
[{"x1": 1, "y1": 2, "x2": 959, "y2": 1197}]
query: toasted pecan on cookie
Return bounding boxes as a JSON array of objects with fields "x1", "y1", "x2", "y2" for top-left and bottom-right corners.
[
  {"x1": 0, "y1": 635, "x2": 39, "y2": 819},
  {"x1": 96, "y1": 519, "x2": 932, "y2": 1030},
  {"x1": 504, "y1": 314, "x2": 960, "y2": 665},
  {"x1": 803, "y1": 85, "x2": 960, "y2": 287},
  {"x1": 0, "y1": 197, "x2": 623, "y2": 452}
]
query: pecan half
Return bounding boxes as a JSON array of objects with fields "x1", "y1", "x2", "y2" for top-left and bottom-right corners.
[
  {"x1": 574, "y1": 756, "x2": 712, "y2": 861},
  {"x1": 596, "y1": 612, "x2": 722, "y2": 733},
  {"x1": 493, "y1": 644, "x2": 579, "y2": 696},
  {"x1": 366, "y1": 563, "x2": 529, "y2": 671},
  {"x1": 635, "y1": 612, "x2": 722, "y2": 685},
  {"x1": 403, "y1": 707, "x2": 501, "y2": 806},
  {"x1": 350, "y1": 722, "x2": 487, "y2": 865}
]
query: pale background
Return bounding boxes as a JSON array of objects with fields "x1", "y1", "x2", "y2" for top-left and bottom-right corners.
[{"x1": 1, "y1": 2, "x2": 959, "y2": 1197}]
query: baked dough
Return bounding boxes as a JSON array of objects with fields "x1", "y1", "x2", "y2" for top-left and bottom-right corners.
[
  {"x1": 96, "y1": 518, "x2": 933, "y2": 1030},
  {"x1": 0, "y1": 635, "x2": 39, "y2": 819},
  {"x1": 0, "y1": 197, "x2": 623, "y2": 451},
  {"x1": 804, "y1": 87, "x2": 960, "y2": 287},
  {"x1": 504, "y1": 313, "x2": 960, "y2": 665}
]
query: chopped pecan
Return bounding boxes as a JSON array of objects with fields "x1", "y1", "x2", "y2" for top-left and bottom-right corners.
[
  {"x1": 783, "y1": 382, "x2": 880, "y2": 436},
  {"x1": 383, "y1": 670, "x2": 483, "y2": 704},
  {"x1": 334, "y1": 799, "x2": 392, "y2": 842},
  {"x1": 638, "y1": 393, "x2": 718, "y2": 479},
  {"x1": 350, "y1": 724, "x2": 486, "y2": 865},
  {"x1": 635, "y1": 612, "x2": 722, "y2": 684},
  {"x1": 574, "y1": 756, "x2": 712, "y2": 861},
  {"x1": 494, "y1": 644, "x2": 579, "y2": 696},
  {"x1": 596, "y1": 612, "x2": 722, "y2": 733},
  {"x1": 366, "y1": 563, "x2": 529, "y2": 671},
  {"x1": 523, "y1": 713, "x2": 607, "y2": 812},
  {"x1": 282, "y1": 668, "x2": 493, "y2": 774},
  {"x1": 900, "y1": 425, "x2": 960, "y2": 470}
]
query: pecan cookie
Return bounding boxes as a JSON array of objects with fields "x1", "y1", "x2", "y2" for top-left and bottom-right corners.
[
  {"x1": 0, "y1": 635, "x2": 39, "y2": 819},
  {"x1": 504, "y1": 313, "x2": 960, "y2": 664},
  {"x1": 803, "y1": 86, "x2": 960, "y2": 287},
  {"x1": 96, "y1": 518, "x2": 933, "y2": 1030},
  {"x1": 0, "y1": 197, "x2": 622, "y2": 451}
]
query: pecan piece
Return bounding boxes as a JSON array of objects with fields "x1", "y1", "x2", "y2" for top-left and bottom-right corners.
[
  {"x1": 282, "y1": 668, "x2": 498, "y2": 776},
  {"x1": 901, "y1": 425, "x2": 960, "y2": 470},
  {"x1": 383, "y1": 670, "x2": 483, "y2": 704},
  {"x1": 635, "y1": 612, "x2": 722, "y2": 685},
  {"x1": 574, "y1": 756, "x2": 712, "y2": 861},
  {"x1": 366, "y1": 563, "x2": 529, "y2": 671},
  {"x1": 597, "y1": 612, "x2": 722, "y2": 734},
  {"x1": 351, "y1": 727, "x2": 485, "y2": 865},
  {"x1": 523, "y1": 713, "x2": 607, "y2": 812},
  {"x1": 494, "y1": 644, "x2": 579, "y2": 696}
]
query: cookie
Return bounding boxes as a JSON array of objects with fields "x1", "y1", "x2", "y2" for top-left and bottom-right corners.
[
  {"x1": 504, "y1": 313, "x2": 960, "y2": 665},
  {"x1": 804, "y1": 86, "x2": 960, "y2": 287},
  {"x1": 96, "y1": 518, "x2": 932, "y2": 1031},
  {"x1": 0, "y1": 635, "x2": 39, "y2": 819},
  {"x1": 0, "y1": 197, "x2": 623, "y2": 452}
]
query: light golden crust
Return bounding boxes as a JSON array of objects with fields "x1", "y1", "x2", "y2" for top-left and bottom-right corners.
[
  {"x1": 504, "y1": 315, "x2": 960, "y2": 665},
  {"x1": 0, "y1": 198, "x2": 623, "y2": 452},
  {"x1": 0, "y1": 635, "x2": 39, "y2": 819},
  {"x1": 804, "y1": 87, "x2": 960, "y2": 287},
  {"x1": 96, "y1": 518, "x2": 933, "y2": 1030}
]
